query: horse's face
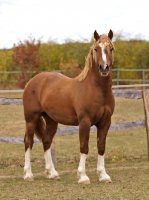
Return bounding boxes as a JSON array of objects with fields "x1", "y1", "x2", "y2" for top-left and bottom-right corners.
[{"x1": 92, "y1": 30, "x2": 114, "y2": 77}]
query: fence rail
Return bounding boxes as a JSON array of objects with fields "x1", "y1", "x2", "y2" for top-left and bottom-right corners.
[
  {"x1": 1, "y1": 89, "x2": 149, "y2": 160},
  {"x1": 112, "y1": 68, "x2": 149, "y2": 85},
  {"x1": 1, "y1": 84, "x2": 149, "y2": 93},
  {"x1": 1, "y1": 69, "x2": 149, "y2": 89}
]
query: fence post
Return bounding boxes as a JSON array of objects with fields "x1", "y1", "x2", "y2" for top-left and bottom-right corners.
[
  {"x1": 117, "y1": 69, "x2": 120, "y2": 85},
  {"x1": 142, "y1": 90, "x2": 149, "y2": 161},
  {"x1": 142, "y1": 70, "x2": 145, "y2": 90}
]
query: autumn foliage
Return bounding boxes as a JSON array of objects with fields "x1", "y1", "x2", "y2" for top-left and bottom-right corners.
[
  {"x1": 12, "y1": 38, "x2": 41, "y2": 88},
  {"x1": 1, "y1": 32, "x2": 149, "y2": 88}
]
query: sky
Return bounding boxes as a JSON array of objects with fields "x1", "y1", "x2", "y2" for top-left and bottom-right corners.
[{"x1": 0, "y1": 0, "x2": 149, "y2": 49}]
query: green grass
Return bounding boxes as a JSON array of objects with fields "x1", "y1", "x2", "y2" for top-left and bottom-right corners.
[
  {"x1": 0, "y1": 92, "x2": 23, "y2": 98},
  {"x1": 0, "y1": 130, "x2": 149, "y2": 199},
  {"x1": 0, "y1": 96, "x2": 149, "y2": 199}
]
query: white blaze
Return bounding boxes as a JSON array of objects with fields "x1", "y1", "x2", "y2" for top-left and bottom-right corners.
[{"x1": 99, "y1": 43, "x2": 107, "y2": 69}]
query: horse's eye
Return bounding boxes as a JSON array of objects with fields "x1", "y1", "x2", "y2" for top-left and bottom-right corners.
[{"x1": 94, "y1": 48, "x2": 97, "y2": 52}]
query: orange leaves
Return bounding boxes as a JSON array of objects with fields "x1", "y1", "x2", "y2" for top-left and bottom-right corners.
[{"x1": 12, "y1": 37, "x2": 41, "y2": 88}]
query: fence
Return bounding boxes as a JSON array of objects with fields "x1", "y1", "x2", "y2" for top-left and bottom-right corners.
[
  {"x1": 112, "y1": 68, "x2": 149, "y2": 85},
  {"x1": 1, "y1": 89, "x2": 149, "y2": 161},
  {"x1": 1, "y1": 69, "x2": 149, "y2": 89}
]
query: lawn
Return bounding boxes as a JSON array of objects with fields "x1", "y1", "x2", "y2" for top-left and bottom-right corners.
[{"x1": 0, "y1": 93, "x2": 149, "y2": 199}]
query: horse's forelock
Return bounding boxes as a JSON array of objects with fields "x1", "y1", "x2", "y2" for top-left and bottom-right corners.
[
  {"x1": 94, "y1": 34, "x2": 114, "y2": 50},
  {"x1": 99, "y1": 35, "x2": 114, "y2": 50}
]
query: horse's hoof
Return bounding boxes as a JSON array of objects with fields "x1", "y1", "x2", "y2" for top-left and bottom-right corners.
[
  {"x1": 99, "y1": 177, "x2": 112, "y2": 183},
  {"x1": 45, "y1": 169, "x2": 60, "y2": 180},
  {"x1": 48, "y1": 174, "x2": 60, "y2": 180},
  {"x1": 78, "y1": 176, "x2": 90, "y2": 184},
  {"x1": 24, "y1": 176, "x2": 34, "y2": 181},
  {"x1": 78, "y1": 179, "x2": 90, "y2": 184},
  {"x1": 46, "y1": 174, "x2": 60, "y2": 180}
]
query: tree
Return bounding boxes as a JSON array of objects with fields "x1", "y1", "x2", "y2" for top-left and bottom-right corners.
[
  {"x1": 0, "y1": 49, "x2": 15, "y2": 88},
  {"x1": 12, "y1": 37, "x2": 41, "y2": 88},
  {"x1": 59, "y1": 58, "x2": 82, "y2": 78}
]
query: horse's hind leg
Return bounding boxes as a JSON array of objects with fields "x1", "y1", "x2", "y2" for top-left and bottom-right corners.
[
  {"x1": 42, "y1": 113, "x2": 60, "y2": 180},
  {"x1": 24, "y1": 112, "x2": 40, "y2": 180}
]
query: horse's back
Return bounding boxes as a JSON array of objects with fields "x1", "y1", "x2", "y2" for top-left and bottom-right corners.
[{"x1": 24, "y1": 72, "x2": 71, "y2": 97}]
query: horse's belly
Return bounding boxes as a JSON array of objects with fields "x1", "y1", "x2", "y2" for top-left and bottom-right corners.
[
  {"x1": 53, "y1": 114, "x2": 78, "y2": 125},
  {"x1": 44, "y1": 105, "x2": 79, "y2": 125}
]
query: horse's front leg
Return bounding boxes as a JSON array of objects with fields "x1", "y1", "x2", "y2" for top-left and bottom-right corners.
[
  {"x1": 77, "y1": 119, "x2": 91, "y2": 184},
  {"x1": 96, "y1": 120, "x2": 112, "y2": 183}
]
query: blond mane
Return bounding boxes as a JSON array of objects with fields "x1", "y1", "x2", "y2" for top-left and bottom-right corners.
[{"x1": 75, "y1": 49, "x2": 92, "y2": 81}]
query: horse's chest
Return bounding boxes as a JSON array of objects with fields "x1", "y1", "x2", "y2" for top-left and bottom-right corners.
[
  {"x1": 97, "y1": 104, "x2": 113, "y2": 116},
  {"x1": 89, "y1": 96, "x2": 114, "y2": 122}
]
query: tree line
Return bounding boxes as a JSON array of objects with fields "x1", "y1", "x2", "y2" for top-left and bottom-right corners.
[{"x1": 0, "y1": 35, "x2": 149, "y2": 88}]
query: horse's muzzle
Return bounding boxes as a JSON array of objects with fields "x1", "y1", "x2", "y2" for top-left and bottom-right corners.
[{"x1": 99, "y1": 64, "x2": 110, "y2": 76}]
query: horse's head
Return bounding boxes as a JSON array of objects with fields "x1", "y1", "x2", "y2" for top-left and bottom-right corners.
[{"x1": 92, "y1": 30, "x2": 114, "y2": 77}]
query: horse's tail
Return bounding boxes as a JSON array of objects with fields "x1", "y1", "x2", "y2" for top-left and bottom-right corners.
[{"x1": 35, "y1": 116, "x2": 46, "y2": 142}]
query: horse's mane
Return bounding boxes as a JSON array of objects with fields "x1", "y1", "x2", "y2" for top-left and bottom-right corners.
[
  {"x1": 75, "y1": 49, "x2": 92, "y2": 82},
  {"x1": 75, "y1": 35, "x2": 114, "y2": 82}
]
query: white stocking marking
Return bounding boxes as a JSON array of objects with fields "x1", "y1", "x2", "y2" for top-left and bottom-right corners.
[
  {"x1": 44, "y1": 148, "x2": 59, "y2": 179},
  {"x1": 97, "y1": 154, "x2": 111, "y2": 182},
  {"x1": 24, "y1": 148, "x2": 33, "y2": 179},
  {"x1": 77, "y1": 153, "x2": 90, "y2": 184}
]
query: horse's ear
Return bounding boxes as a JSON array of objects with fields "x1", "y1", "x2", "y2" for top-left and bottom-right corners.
[
  {"x1": 94, "y1": 30, "x2": 100, "y2": 41},
  {"x1": 108, "y1": 29, "x2": 113, "y2": 40}
]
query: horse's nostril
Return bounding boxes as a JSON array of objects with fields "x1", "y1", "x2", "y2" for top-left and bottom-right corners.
[
  {"x1": 106, "y1": 65, "x2": 109, "y2": 71},
  {"x1": 99, "y1": 65, "x2": 109, "y2": 72},
  {"x1": 99, "y1": 65, "x2": 103, "y2": 70}
]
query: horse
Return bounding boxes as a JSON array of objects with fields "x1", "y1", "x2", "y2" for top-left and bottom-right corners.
[{"x1": 23, "y1": 29, "x2": 115, "y2": 184}]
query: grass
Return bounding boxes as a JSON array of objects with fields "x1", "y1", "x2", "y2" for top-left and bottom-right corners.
[
  {"x1": 0, "y1": 95, "x2": 149, "y2": 199},
  {"x1": 0, "y1": 92, "x2": 23, "y2": 98},
  {"x1": 0, "y1": 130, "x2": 149, "y2": 199}
]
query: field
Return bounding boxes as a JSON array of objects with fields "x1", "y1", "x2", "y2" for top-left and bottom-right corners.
[{"x1": 0, "y1": 93, "x2": 149, "y2": 199}]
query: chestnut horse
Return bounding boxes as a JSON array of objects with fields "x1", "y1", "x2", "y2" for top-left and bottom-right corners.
[{"x1": 23, "y1": 30, "x2": 115, "y2": 184}]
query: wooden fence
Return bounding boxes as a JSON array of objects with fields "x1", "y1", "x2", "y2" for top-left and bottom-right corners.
[
  {"x1": 1, "y1": 89, "x2": 149, "y2": 161},
  {"x1": 112, "y1": 69, "x2": 149, "y2": 85},
  {"x1": 1, "y1": 69, "x2": 149, "y2": 89}
]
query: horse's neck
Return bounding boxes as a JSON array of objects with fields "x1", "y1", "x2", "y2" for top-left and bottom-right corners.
[
  {"x1": 76, "y1": 63, "x2": 113, "y2": 93},
  {"x1": 87, "y1": 68, "x2": 112, "y2": 90}
]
